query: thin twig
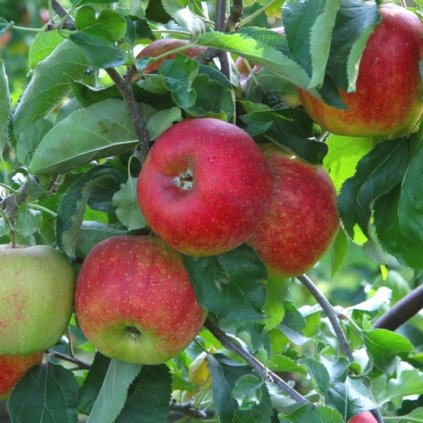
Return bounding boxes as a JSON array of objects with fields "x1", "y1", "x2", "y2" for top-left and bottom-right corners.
[
  {"x1": 51, "y1": 0, "x2": 150, "y2": 162},
  {"x1": 48, "y1": 349, "x2": 90, "y2": 370},
  {"x1": 169, "y1": 401, "x2": 212, "y2": 419},
  {"x1": 374, "y1": 284, "x2": 423, "y2": 331},
  {"x1": 204, "y1": 319, "x2": 310, "y2": 405},
  {"x1": 214, "y1": 0, "x2": 230, "y2": 78},
  {"x1": 297, "y1": 274, "x2": 355, "y2": 362}
]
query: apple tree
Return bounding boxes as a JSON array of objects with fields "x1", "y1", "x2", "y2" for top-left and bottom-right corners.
[{"x1": 0, "y1": 0, "x2": 422, "y2": 422}]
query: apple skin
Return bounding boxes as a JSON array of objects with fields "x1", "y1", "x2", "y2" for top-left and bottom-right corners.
[
  {"x1": 75, "y1": 236, "x2": 207, "y2": 365},
  {"x1": 299, "y1": 4, "x2": 423, "y2": 137},
  {"x1": 137, "y1": 38, "x2": 205, "y2": 73},
  {"x1": 0, "y1": 352, "x2": 43, "y2": 400},
  {"x1": 0, "y1": 245, "x2": 75, "y2": 355},
  {"x1": 348, "y1": 411, "x2": 377, "y2": 423},
  {"x1": 248, "y1": 144, "x2": 339, "y2": 277},
  {"x1": 137, "y1": 118, "x2": 272, "y2": 256}
]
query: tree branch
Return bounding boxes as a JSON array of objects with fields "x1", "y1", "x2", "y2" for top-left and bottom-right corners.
[
  {"x1": 169, "y1": 401, "x2": 212, "y2": 420},
  {"x1": 374, "y1": 284, "x2": 423, "y2": 331},
  {"x1": 224, "y1": 0, "x2": 244, "y2": 32},
  {"x1": 51, "y1": 0, "x2": 150, "y2": 162},
  {"x1": 48, "y1": 349, "x2": 90, "y2": 370},
  {"x1": 214, "y1": 0, "x2": 230, "y2": 78},
  {"x1": 204, "y1": 318, "x2": 310, "y2": 405},
  {"x1": 297, "y1": 274, "x2": 355, "y2": 362}
]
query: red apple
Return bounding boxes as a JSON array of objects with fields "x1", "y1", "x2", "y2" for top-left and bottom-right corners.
[
  {"x1": 0, "y1": 352, "x2": 43, "y2": 399},
  {"x1": 248, "y1": 144, "x2": 339, "y2": 277},
  {"x1": 348, "y1": 411, "x2": 377, "y2": 423},
  {"x1": 0, "y1": 245, "x2": 75, "y2": 355},
  {"x1": 137, "y1": 118, "x2": 272, "y2": 256},
  {"x1": 299, "y1": 4, "x2": 423, "y2": 137},
  {"x1": 75, "y1": 236, "x2": 207, "y2": 364},
  {"x1": 137, "y1": 38, "x2": 205, "y2": 73}
]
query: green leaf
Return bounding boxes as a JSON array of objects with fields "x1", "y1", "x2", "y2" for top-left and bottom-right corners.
[
  {"x1": 363, "y1": 329, "x2": 413, "y2": 371},
  {"x1": 78, "y1": 353, "x2": 111, "y2": 415},
  {"x1": 0, "y1": 60, "x2": 9, "y2": 152},
  {"x1": 112, "y1": 178, "x2": 147, "y2": 231},
  {"x1": 73, "y1": 0, "x2": 118, "y2": 4},
  {"x1": 13, "y1": 40, "x2": 89, "y2": 164},
  {"x1": 267, "y1": 354, "x2": 307, "y2": 374},
  {"x1": 75, "y1": 7, "x2": 127, "y2": 42},
  {"x1": 146, "y1": 106, "x2": 182, "y2": 140},
  {"x1": 56, "y1": 166, "x2": 125, "y2": 258},
  {"x1": 279, "y1": 302, "x2": 308, "y2": 345},
  {"x1": 326, "y1": 0, "x2": 380, "y2": 92},
  {"x1": 87, "y1": 359, "x2": 142, "y2": 423},
  {"x1": 15, "y1": 205, "x2": 43, "y2": 239},
  {"x1": 280, "y1": 404, "x2": 343, "y2": 423},
  {"x1": 158, "y1": 55, "x2": 199, "y2": 109},
  {"x1": 29, "y1": 99, "x2": 138, "y2": 175},
  {"x1": 374, "y1": 186, "x2": 423, "y2": 271},
  {"x1": 161, "y1": 0, "x2": 205, "y2": 38},
  {"x1": 116, "y1": 365, "x2": 171, "y2": 423},
  {"x1": 338, "y1": 139, "x2": 409, "y2": 237},
  {"x1": 373, "y1": 368, "x2": 423, "y2": 406},
  {"x1": 232, "y1": 375, "x2": 263, "y2": 411},
  {"x1": 195, "y1": 30, "x2": 313, "y2": 92},
  {"x1": 263, "y1": 277, "x2": 288, "y2": 331},
  {"x1": 28, "y1": 30, "x2": 64, "y2": 69},
  {"x1": 9, "y1": 363, "x2": 79, "y2": 423},
  {"x1": 330, "y1": 228, "x2": 347, "y2": 277},
  {"x1": 300, "y1": 358, "x2": 330, "y2": 395},
  {"x1": 208, "y1": 355, "x2": 273, "y2": 423},
  {"x1": 70, "y1": 32, "x2": 129, "y2": 68},
  {"x1": 283, "y1": 0, "x2": 341, "y2": 89},
  {"x1": 325, "y1": 378, "x2": 377, "y2": 421},
  {"x1": 183, "y1": 245, "x2": 267, "y2": 321},
  {"x1": 349, "y1": 286, "x2": 391, "y2": 313}
]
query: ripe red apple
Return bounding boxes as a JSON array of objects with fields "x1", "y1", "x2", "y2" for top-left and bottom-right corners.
[
  {"x1": 0, "y1": 245, "x2": 75, "y2": 355},
  {"x1": 0, "y1": 352, "x2": 43, "y2": 399},
  {"x1": 137, "y1": 118, "x2": 272, "y2": 256},
  {"x1": 248, "y1": 144, "x2": 339, "y2": 277},
  {"x1": 299, "y1": 4, "x2": 423, "y2": 137},
  {"x1": 348, "y1": 411, "x2": 377, "y2": 423},
  {"x1": 137, "y1": 38, "x2": 205, "y2": 73},
  {"x1": 75, "y1": 236, "x2": 207, "y2": 364}
]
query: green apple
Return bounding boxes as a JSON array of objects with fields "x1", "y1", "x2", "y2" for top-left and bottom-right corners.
[
  {"x1": 0, "y1": 245, "x2": 75, "y2": 354},
  {"x1": 0, "y1": 352, "x2": 43, "y2": 399},
  {"x1": 75, "y1": 236, "x2": 207, "y2": 365}
]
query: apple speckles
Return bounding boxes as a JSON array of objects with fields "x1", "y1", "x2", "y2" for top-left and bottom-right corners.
[{"x1": 75, "y1": 235, "x2": 206, "y2": 364}]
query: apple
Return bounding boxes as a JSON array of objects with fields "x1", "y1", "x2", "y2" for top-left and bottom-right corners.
[
  {"x1": 137, "y1": 117, "x2": 272, "y2": 256},
  {"x1": 248, "y1": 144, "x2": 339, "y2": 277},
  {"x1": 299, "y1": 4, "x2": 423, "y2": 137},
  {"x1": 0, "y1": 245, "x2": 75, "y2": 355},
  {"x1": 348, "y1": 411, "x2": 377, "y2": 423},
  {"x1": 0, "y1": 352, "x2": 43, "y2": 399},
  {"x1": 137, "y1": 38, "x2": 205, "y2": 73},
  {"x1": 75, "y1": 236, "x2": 207, "y2": 365}
]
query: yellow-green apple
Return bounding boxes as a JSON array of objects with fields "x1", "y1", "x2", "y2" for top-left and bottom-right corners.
[
  {"x1": 137, "y1": 38, "x2": 205, "y2": 73},
  {"x1": 0, "y1": 352, "x2": 43, "y2": 399},
  {"x1": 0, "y1": 245, "x2": 75, "y2": 354},
  {"x1": 248, "y1": 144, "x2": 339, "y2": 277},
  {"x1": 137, "y1": 118, "x2": 272, "y2": 256},
  {"x1": 75, "y1": 236, "x2": 207, "y2": 364},
  {"x1": 348, "y1": 412, "x2": 377, "y2": 423},
  {"x1": 299, "y1": 4, "x2": 423, "y2": 137}
]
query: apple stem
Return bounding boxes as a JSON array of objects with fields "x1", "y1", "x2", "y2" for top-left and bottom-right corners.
[
  {"x1": 374, "y1": 284, "x2": 423, "y2": 331},
  {"x1": 51, "y1": 0, "x2": 150, "y2": 163},
  {"x1": 204, "y1": 318, "x2": 310, "y2": 405}
]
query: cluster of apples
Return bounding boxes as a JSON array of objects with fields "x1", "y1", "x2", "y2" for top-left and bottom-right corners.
[
  {"x1": 73, "y1": 117, "x2": 340, "y2": 366},
  {"x1": 0, "y1": 245, "x2": 75, "y2": 398}
]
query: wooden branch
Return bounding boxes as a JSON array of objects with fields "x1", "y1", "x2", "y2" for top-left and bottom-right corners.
[
  {"x1": 224, "y1": 0, "x2": 244, "y2": 32},
  {"x1": 374, "y1": 284, "x2": 423, "y2": 331},
  {"x1": 48, "y1": 349, "x2": 90, "y2": 370}
]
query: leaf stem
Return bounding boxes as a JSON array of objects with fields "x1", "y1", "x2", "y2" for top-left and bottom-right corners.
[
  {"x1": 374, "y1": 284, "x2": 423, "y2": 331},
  {"x1": 204, "y1": 318, "x2": 310, "y2": 405},
  {"x1": 27, "y1": 202, "x2": 58, "y2": 217}
]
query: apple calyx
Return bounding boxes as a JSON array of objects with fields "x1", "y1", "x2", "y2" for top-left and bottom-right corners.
[{"x1": 174, "y1": 169, "x2": 194, "y2": 191}]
